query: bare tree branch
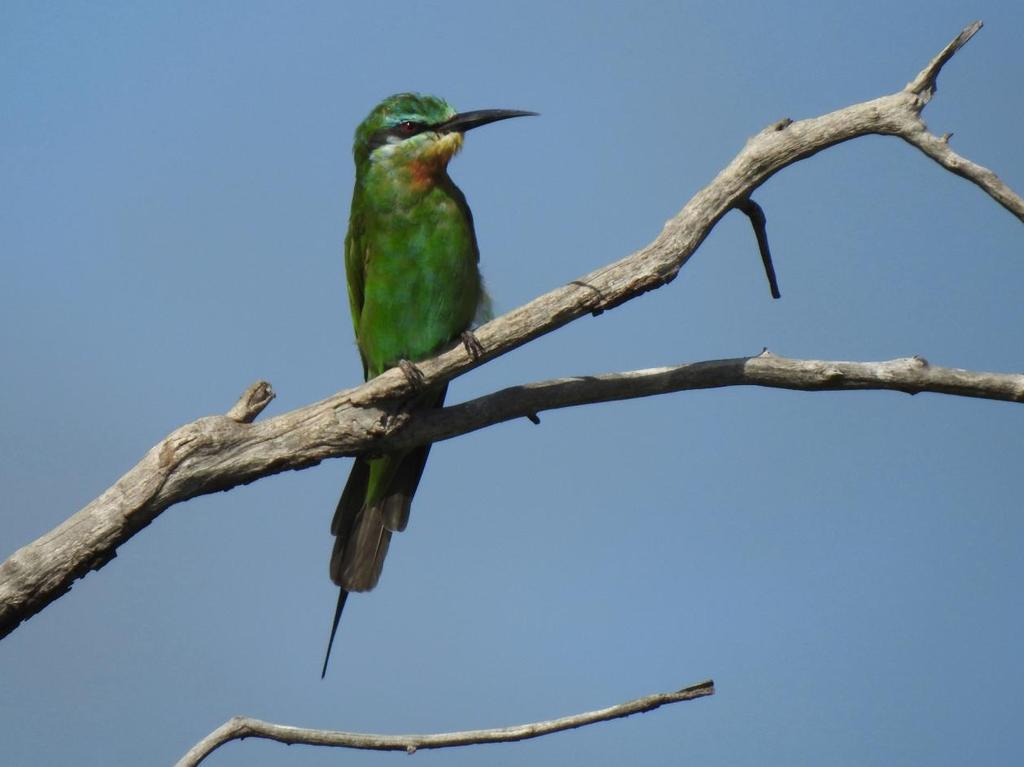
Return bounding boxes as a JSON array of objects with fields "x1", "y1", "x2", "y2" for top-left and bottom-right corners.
[
  {"x1": 175, "y1": 679, "x2": 715, "y2": 766},
  {"x1": 3, "y1": 352, "x2": 1021, "y2": 640},
  {"x1": 404, "y1": 353, "x2": 1024, "y2": 448},
  {"x1": 2, "y1": 22, "x2": 1021, "y2": 640},
  {"x1": 896, "y1": 23, "x2": 1023, "y2": 219}
]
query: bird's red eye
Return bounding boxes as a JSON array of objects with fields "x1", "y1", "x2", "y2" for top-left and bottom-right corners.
[{"x1": 398, "y1": 121, "x2": 417, "y2": 133}]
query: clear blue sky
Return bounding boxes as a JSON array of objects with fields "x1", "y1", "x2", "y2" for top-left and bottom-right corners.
[{"x1": 2, "y1": 2, "x2": 1022, "y2": 765}]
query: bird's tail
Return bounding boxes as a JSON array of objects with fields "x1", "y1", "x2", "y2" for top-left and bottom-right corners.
[
  {"x1": 320, "y1": 589, "x2": 348, "y2": 678},
  {"x1": 320, "y1": 384, "x2": 447, "y2": 676}
]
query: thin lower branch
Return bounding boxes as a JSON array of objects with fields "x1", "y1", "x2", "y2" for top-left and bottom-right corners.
[
  {"x1": 175, "y1": 679, "x2": 715, "y2": 766},
  {"x1": 395, "y1": 353, "x2": 1024, "y2": 450}
]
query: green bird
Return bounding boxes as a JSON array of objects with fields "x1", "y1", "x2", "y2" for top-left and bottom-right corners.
[{"x1": 322, "y1": 93, "x2": 535, "y2": 677}]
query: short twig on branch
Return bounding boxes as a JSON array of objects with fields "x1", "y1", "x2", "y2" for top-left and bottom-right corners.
[
  {"x1": 225, "y1": 381, "x2": 275, "y2": 423},
  {"x1": 175, "y1": 679, "x2": 715, "y2": 767},
  {"x1": 1, "y1": 22, "x2": 1021, "y2": 640}
]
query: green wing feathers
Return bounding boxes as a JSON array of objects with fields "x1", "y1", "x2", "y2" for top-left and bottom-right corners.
[{"x1": 343, "y1": 213, "x2": 368, "y2": 378}]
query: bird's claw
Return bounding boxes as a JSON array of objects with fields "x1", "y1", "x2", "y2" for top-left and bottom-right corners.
[
  {"x1": 460, "y1": 330, "x2": 484, "y2": 361},
  {"x1": 398, "y1": 359, "x2": 426, "y2": 391}
]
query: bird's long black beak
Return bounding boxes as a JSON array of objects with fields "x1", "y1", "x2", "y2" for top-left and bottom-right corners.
[{"x1": 437, "y1": 108, "x2": 538, "y2": 134}]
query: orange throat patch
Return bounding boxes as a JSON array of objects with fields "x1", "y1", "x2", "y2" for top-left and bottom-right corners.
[{"x1": 409, "y1": 132, "x2": 463, "y2": 189}]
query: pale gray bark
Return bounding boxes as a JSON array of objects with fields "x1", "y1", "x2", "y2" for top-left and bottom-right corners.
[
  {"x1": 175, "y1": 680, "x2": 714, "y2": 767},
  {"x1": 1, "y1": 22, "x2": 1020, "y2": 663}
]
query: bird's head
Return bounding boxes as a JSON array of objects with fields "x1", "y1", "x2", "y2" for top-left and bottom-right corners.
[{"x1": 353, "y1": 93, "x2": 535, "y2": 183}]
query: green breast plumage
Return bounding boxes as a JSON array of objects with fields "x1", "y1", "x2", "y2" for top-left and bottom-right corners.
[{"x1": 348, "y1": 173, "x2": 482, "y2": 378}]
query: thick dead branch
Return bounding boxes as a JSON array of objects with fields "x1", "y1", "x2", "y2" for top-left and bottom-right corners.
[
  {"x1": 176, "y1": 679, "x2": 715, "y2": 766},
  {"x1": 2, "y1": 23, "x2": 1021, "y2": 639},
  {"x1": 3, "y1": 352, "x2": 1021, "y2": 639}
]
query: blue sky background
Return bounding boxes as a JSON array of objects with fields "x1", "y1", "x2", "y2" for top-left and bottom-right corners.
[{"x1": 2, "y1": 2, "x2": 1022, "y2": 765}]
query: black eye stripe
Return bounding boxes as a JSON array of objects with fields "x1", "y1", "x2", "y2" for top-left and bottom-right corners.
[
  {"x1": 365, "y1": 120, "x2": 432, "y2": 151},
  {"x1": 392, "y1": 120, "x2": 427, "y2": 137}
]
